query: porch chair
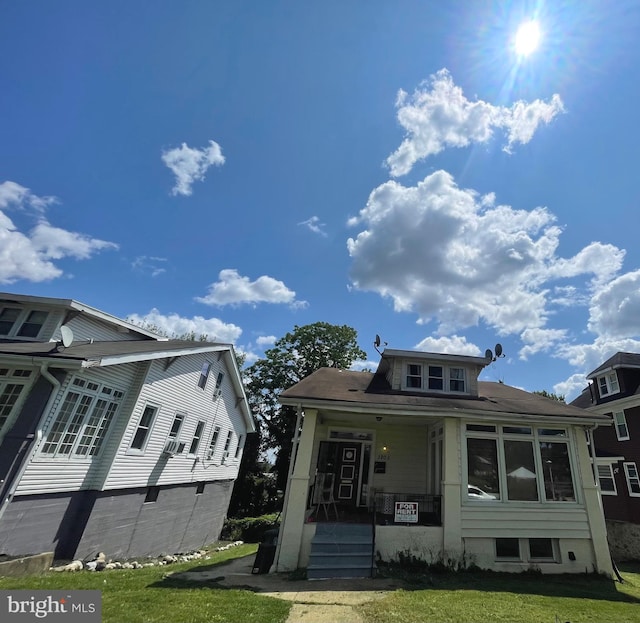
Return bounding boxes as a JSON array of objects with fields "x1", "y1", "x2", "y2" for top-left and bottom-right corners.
[{"x1": 313, "y1": 472, "x2": 339, "y2": 521}]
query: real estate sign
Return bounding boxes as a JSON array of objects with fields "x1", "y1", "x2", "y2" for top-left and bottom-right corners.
[{"x1": 394, "y1": 501, "x2": 419, "y2": 523}]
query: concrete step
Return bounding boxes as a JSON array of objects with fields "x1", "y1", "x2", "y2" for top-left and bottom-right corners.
[{"x1": 310, "y1": 541, "x2": 373, "y2": 554}]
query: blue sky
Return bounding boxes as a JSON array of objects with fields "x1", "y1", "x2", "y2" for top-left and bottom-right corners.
[{"x1": 2, "y1": 1, "x2": 640, "y2": 399}]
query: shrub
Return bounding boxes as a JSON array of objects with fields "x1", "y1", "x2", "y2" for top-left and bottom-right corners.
[{"x1": 221, "y1": 514, "x2": 280, "y2": 542}]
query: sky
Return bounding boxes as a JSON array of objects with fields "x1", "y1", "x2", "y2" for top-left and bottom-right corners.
[{"x1": 2, "y1": 1, "x2": 640, "y2": 400}]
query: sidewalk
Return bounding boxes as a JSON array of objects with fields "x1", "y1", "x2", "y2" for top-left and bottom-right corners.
[{"x1": 172, "y1": 554, "x2": 405, "y2": 623}]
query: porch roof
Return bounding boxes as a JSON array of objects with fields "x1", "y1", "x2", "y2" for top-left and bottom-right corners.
[{"x1": 280, "y1": 368, "x2": 611, "y2": 425}]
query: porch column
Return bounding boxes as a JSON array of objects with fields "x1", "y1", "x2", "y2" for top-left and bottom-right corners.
[
  {"x1": 578, "y1": 428, "x2": 614, "y2": 576},
  {"x1": 441, "y1": 417, "x2": 462, "y2": 557},
  {"x1": 275, "y1": 408, "x2": 318, "y2": 571}
]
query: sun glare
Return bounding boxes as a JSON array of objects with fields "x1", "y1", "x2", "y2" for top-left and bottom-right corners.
[{"x1": 514, "y1": 20, "x2": 541, "y2": 57}]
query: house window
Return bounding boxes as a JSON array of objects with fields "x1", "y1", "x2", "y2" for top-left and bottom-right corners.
[
  {"x1": 41, "y1": 377, "x2": 124, "y2": 457},
  {"x1": 0, "y1": 307, "x2": 21, "y2": 335},
  {"x1": 235, "y1": 434, "x2": 244, "y2": 458},
  {"x1": 597, "y1": 464, "x2": 617, "y2": 495},
  {"x1": 223, "y1": 430, "x2": 233, "y2": 452},
  {"x1": 613, "y1": 411, "x2": 629, "y2": 441},
  {"x1": 208, "y1": 425, "x2": 221, "y2": 458},
  {"x1": 17, "y1": 310, "x2": 48, "y2": 338},
  {"x1": 466, "y1": 425, "x2": 575, "y2": 503},
  {"x1": 496, "y1": 538, "x2": 520, "y2": 559},
  {"x1": 213, "y1": 371, "x2": 225, "y2": 398},
  {"x1": 195, "y1": 482, "x2": 205, "y2": 495},
  {"x1": 130, "y1": 405, "x2": 158, "y2": 451},
  {"x1": 168, "y1": 413, "x2": 185, "y2": 442},
  {"x1": 0, "y1": 368, "x2": 32, "y2": 435},
  {"x1": 529, "y1": 538, "x2": 556, "y2": 561},
  {"x1": 189, "y1": 420, "x2": 205, "y2": 455},
  {"x1": 597, "y1": 372, "x2": 620, "y2": 397},
  {"x1": 449, "y1": 367, "x2": 465, "y2": 392},
  {"x1": 406, "y1": 364, "x2": 422, "y2": 388},
  {"x1": 198, "y1": 362, "x2": 211, "y2": 389},
  {"x1": 623, "y1": 463, "x2": 640, "y2": 496},
  {"x1": 428, "y1": 366, "x2": 444, "y2": 390}
]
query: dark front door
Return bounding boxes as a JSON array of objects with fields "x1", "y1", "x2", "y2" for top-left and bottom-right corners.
[{"x1": 317, "y1": 441, "x2": 361, "y2": 507}]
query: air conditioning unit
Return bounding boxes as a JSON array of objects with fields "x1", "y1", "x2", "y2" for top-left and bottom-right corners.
[{"x1": 163, "y1": 439, "x2": 180, "y2": 456}]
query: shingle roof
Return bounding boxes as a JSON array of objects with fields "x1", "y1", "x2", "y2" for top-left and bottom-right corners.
[
  {"x1": 587, "y1": 352, "x2": 640, "y2": 379},
  {"x1": 280, "y1": 368, "x2": 610, "y2": 423}
]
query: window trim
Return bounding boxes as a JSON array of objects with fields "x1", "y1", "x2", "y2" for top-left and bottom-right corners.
[
  {"x1": 188, "y1": 420, "x2": 206, "y2": 456},
  {"x1": 623, "y1": 462, "x2": 640, "y2": 497},
  {"x1": 0, "y1": 367, "x2": 34, "y2": 441},
  {"x1": 597, "y1": 372, "x2": 620, "y2": 398},
  {"x1": 402, "y1": 362, "x2": 468, "y2": 394},
  {"x1": 596, "y1": 462, "x2": 617, "y2": 495},
  {"x1": 0, "y1": 307, "x2": 49, "y2": 340},
  {"x1": 613, "y1": 411, "x2": 630, "y2": 441},
  {"x1": 208, "y1": 425, "x2": 221, "y2": 459},
  {"x1": 198, "y1": 361, "x2": 211, "y2": 390},
  {"x1": 128, "y1": 403, "x2": 159, "y2": 453}
]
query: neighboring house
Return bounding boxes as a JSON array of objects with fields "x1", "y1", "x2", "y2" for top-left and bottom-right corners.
[
  {"x1": 571, "y1": 352, "x2": 640, "y2": 561},
  {"x1": 0, "y1": 292, "x2": 253, "y2": 560},
  {"x1": 273, "y1": 348, "x2": 613, "y2": 578}
]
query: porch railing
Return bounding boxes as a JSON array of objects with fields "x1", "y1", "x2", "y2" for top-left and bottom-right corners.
[{"x1": 372, "y1": 492, "x2": 442, "y2": 526}]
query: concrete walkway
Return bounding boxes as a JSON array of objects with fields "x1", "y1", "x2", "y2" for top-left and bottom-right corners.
[{"x1": 172, "y1": 554, "x2": 405, "y2": 623}]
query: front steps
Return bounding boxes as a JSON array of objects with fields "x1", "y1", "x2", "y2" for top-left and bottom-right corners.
[{"x1": 307, "y1": 523, "x2": 374, "y2": 579}]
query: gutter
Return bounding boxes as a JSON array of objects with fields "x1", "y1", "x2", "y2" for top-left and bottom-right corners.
[{"x1": 0, "y1": 363, "x2": 61, "y2": 525}]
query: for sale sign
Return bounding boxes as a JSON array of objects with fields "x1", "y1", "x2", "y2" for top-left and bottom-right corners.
[{"x1": 394, "y1": 501, "x2": 419, "y2": 523}]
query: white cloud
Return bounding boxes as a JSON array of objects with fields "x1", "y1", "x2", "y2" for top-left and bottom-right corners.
[
  {"x1": 132, "y1": 256, "x2": 168, "y2": 277},
  {"x1": 0, "y1": 181, "x2": 118, "y2": 284},
  {"x1": 552, "y1": 373, "x2": 588, "y2": 402},
  {"x1": 350, "y1": 359, "x2": 378, "y2": 372},
  {"x1": 519, "y1": 328, "x2": 568, "y2": 360},
  {"x1": 196, "y1": 268, "x2": 308, "y2": 308},
  {"x1": 588, "y1": 269, "x2": 640, "y2": 338},
  {"x1": 0, "y1": 180, "x2": 58, "y2": 212},
  {"x1": 347, "y1": 170, "x2": 623, "y2": 337},
  {"x1": 414, "y1": 334, "x2": 482, "y2": 356},
  {"x1": 161, "y1": 140, "x2": 225, "y2": 196},
  {"x1": 127, "y1": 309, "x2": 242, "y2": 344},
  {"x1": 256, "y1": 335, "x2": 277, "y2": 347},
  {"x1": 385, "y1": 69, "x2": 564, "y2": 176},
  {"x1": 298, "y1": 216, "x2": 328, "y2": 237}
]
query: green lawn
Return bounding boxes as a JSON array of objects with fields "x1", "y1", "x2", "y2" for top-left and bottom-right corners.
[
  {"x1": 359, "y1": 564, "x2": 640, "y2": 623},
  {"x1": 0, "y1": 544, "x2": 290, "y2": 623}
]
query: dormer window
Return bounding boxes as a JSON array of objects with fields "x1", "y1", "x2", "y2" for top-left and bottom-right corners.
[
  {"x1": 404, "y1": 362, "x2": 467, "y2": 394},
  {"x1": 0, "y1": 307, "x2": 48, "y2": 339},
  {"x1": 597, "y1": 372, "x2": 619, "y2": 398}
]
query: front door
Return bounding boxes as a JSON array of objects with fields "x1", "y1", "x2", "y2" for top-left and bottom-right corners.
[{"x1": 317, "y1": 441, "x2": 362, "y2": 508}]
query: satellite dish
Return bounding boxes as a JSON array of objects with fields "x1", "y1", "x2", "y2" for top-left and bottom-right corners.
[
  {"x1": 495, "y1": 343, "x2": 503, "y2": 358},
  {"x1": 374, "y1": 334, "x2": 381, "y2": 348},
  {"x1": 60, "y1": 325, "x2": 74, "y2": 348},
  {"x1": 485, "y1": 348, "x2": 493, "y2": 360}
]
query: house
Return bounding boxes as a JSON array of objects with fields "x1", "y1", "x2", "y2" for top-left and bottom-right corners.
[
  {"x1": 273, "y1": 348, "x2": 613, "y2": 578},
  {"x1": 0, "y1": 292, "x2": 253, "y2": 560},
  {"x1": 570, "y1": 352, "x2": 640, "y2": 561}
]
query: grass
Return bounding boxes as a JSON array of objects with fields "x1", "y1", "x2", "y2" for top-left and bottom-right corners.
[
  {"x1": 359, "y1": 563, "x2": 640, "y2": 623},
  {"x1": 0, "y1": 544, "x2": 290, "y2": 623}
]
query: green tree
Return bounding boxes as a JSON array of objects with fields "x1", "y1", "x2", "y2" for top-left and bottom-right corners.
[
  {"x1": 245, "y1": 322, "x2": 366, "y2": 492},
  {"x1": 533, "y1": 389, "x2": 566, "y2": 403}
]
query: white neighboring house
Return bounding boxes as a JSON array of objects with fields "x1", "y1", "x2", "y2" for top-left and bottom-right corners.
[{"x1": 0, "y1": 292, "x2": 253, "y2": 560}]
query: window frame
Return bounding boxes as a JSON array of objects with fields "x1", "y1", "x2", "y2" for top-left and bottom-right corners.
[
  {"x1": 403, "y1": 362, "x2": 468, "y2": 394},
  {"x1": 597, "y1": 372, "x2": 620, "y2": 398},
  {"x1": 197, "y1": 362, "x2": 211, "y2": 390},
  {"x1": 0, "y1": 367, "x2": 34, "y2": 440},
  {"x1": 613, "y1": 411, "x2": 630, "y2": 441},
  {"x1": 129, "y1": 403, "x2": 159, "y2": 453},
  {"x1": 188, "y1": 420, "x2": 206, "y2": 456},
  {"x1": 0, "y1": 307, "x2": 49, "y2": 340},
  {"x1": 596, "y1": 463, "x2": 617, "y2": 495},
  {"x1": 234, "y1": 434, "x2": 244, "y2": 459},
  {"x1": 623, "y1": 462, "x2": 640, "y2": 497},
  {"x1": 40, "y1": 377, "x2": 124, "y2": 459}
]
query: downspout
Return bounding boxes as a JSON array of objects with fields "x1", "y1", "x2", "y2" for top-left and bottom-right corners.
[
  {"x1": 0, "y1": 363, "x2": 60, "y2": 524},
  {"x1": 272, "y1": 404, "x2": 303, "y2": 572}
]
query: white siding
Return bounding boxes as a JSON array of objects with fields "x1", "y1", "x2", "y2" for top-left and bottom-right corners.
[
  {"x1": 105, "y1": 351, "x2": 248, "y2": 490},
  {"x1": 61, "y1": 314, "x2": 150, "y2": 342},
  {"x1": 17, "y1": 363, "x2": 139, "y2": 495}
]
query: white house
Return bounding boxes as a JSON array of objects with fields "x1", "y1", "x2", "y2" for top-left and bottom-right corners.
[
  {"x1": 0, "y1": 292, "x2": 253, "y2": 560},
  {"x1": 274, "y1": 348, "x2": 613, "y2": 578}
]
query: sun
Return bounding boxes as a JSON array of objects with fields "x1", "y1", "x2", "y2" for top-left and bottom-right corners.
[{"x1": 514, "y1": 20, "x2": 541, "y2": 57}]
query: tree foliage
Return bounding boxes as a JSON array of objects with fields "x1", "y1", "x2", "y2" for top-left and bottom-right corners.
[
  {"x1": 245, "y1": 322, "x2": 366, "y2": 492},
  {"x1": 533, "y1": 389, "x2": 566, "y2": 403}
]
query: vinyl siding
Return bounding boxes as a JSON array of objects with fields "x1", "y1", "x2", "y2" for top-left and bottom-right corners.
[
  {"x1": 104, "y1": 351, "x2": 247, "y2": 490},
  {"x1": 60, "y1": 314, "x2": 151, "y2": 342}
]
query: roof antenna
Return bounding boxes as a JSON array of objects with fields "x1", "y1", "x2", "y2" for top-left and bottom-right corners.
[{"x1": 374, "y1": 334, "x2": 387, "y2": 355}]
